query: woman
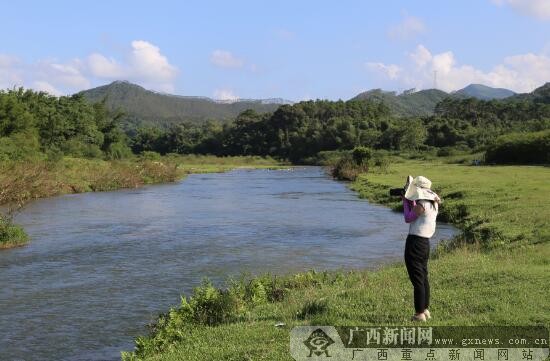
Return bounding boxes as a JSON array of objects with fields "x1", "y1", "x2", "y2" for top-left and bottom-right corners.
[{"x1": 401, "y1": 175, "x2": 441, "y2": 322}]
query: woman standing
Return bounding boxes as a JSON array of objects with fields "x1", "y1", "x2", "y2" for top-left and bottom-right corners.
[{"x1": 401, "y1": 176, "x2": 441, "y2": 322}]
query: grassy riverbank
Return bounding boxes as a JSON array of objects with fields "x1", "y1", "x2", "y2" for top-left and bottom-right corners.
[
  {"x1": 352, "y1": 158, "x2": 550, "y2": 249},
  {"x1": 0, "y1": 155, "x2": 282, "y2": 249},
  {"x1": 121, "y1": 159, "x2": 550, "y2": 361}
]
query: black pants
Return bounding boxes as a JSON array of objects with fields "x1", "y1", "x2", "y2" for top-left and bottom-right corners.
[{"x1": 404, "y1": 234, "x2": 430, "y2": 313}]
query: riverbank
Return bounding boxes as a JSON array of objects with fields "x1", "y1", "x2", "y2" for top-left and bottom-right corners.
[
  {"x1": 0, "y1": 155, "x2": 283, "y2": 249},
  {"x1": 121, "y1": 158, "x2": 550, "y2": 361},
  {"x1": 352, "y1": 159, "x2": 550, "y2": 249}
]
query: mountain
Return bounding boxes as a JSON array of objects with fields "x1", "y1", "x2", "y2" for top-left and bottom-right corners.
[
  {"x1": 79, "y1": 81, "x2": 292, "y2": 128},
  {"x1": 351, "y1": 88, "x2": 450, "y2": 117},
  {"x1": 351, "y1": 84, "x2": 520, "y2": 117},
  {"x1": 453, "y1": 84, "x2": 516, "y2": 100},
  {"x1": 509, "y1": 82, "x2": 550, "y2": 103}
]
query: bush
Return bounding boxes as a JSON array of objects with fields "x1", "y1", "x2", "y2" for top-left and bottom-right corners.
[
  {"x1": 45, "y1": 147, "x2": 64, "y2": 163},
  {"x1": 0, "y1": 132, "x2": 41, "y2": 161},
  {"x1": 0, "y1": 215, "x2": 29, "y2": 249},
  {"x1": 140, "y1": 151, "x2": 162, "y2": 161},
  {"x1": 485, "y1": 130, "x2": 550, "y2": 165},
  {"x1": 331, "y1": 153, "x2": 369, "y2": 181},
  {"x1": 352, "y1": 146, "x2": 372, "y2": 166},
  {"x1": 61, "y1": 139, "x2": 103, "y2": 159},
  {"x1": 105, "y1": 142, "x2": 133, "y2": 160},
  {"x1": 331, "y1": 155, "x2": 359, "y2": 181}
]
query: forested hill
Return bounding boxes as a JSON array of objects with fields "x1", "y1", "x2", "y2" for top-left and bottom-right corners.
[
  {"x1": 351, "y1": 88, "x2": 449, "y2": 117},
  {"x1": 510, "y1": 82, "x2": 550, "y2": 103},
  {"x1": 453, "y1": 84, "x2": 516, "y2": 100},
  {"x1": 79, "y1": 81, "x2": 290, "y2": 129},
  {"x1": 351, "y1": 84, "x2": 517, "y2": 117}
]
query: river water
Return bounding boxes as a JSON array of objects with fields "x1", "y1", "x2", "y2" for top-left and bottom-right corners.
[{"x1": 0, "y1": 167, "x2": 457, "y2": 361}]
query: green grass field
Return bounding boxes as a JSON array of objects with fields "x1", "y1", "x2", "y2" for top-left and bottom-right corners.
[
  {"x1": 124, "y1": 245, "x2": 549, "y2": 361},
  {"x1": 352, "y1": 159, "x2": 550, "y2": 249},
  {"x1": 122, "y1": 159, "x2": 550, "y2": 361}
]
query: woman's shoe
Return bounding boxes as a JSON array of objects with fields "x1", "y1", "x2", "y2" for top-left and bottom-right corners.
[
  {"x1": 424, "y1": 309, "x2": 431, "y2": 319},
  {"x1": 411, "y1": 313, "x2": 427, "y2": 322}
]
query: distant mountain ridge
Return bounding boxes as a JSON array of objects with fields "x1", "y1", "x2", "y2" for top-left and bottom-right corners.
[
  {"x1": 351, "y1": 84, "x2": 519, "y2": 117},
  {"x1": 453, "y1": 84, "x2": 516, "y2": 100},
  {"x1": 79, "y1": 81, "x2": 292, "y2": 128},
  {"x1": 509, "y1": 82, "x2": 550, "y2": 103},
  {"x1": 79, "y1": 81, "x2": 544, "y2": 126},
  {"x1": 351, "y1": 88, "x2": 450, "y2": 117}
]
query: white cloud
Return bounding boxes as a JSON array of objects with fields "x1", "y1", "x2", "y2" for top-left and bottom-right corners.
[
  {"x1": 213, "y1": 88, "x2": 239, "y2": 101},
  {"x1": 87, "y1": 40, "x2": 178, "y2": 92},
  {"x1": 1, "y1": 56, "x2": 90, "y2": 94},
  {"x1": 32, "y1": 81, "x2": 61, "y2": 95},
  {"x1": 128, "y1": 40, "x2": 178, "y2": 83},
  {"x1": 0, "y1": 55, "x2": 23, "y2": 89},
  {"x1": 367, "y1": 44, "x2": 550, "y2": 93},
  {"x1": 210, "y1": 50, "x2": 244, "y2": 68},
  {"x1": 38, "y1": 60, "x2": 91, "y2": 89},
  {"x1": 410, "y1": 44, "x2": 432, "y2": 67},
  {"x1": 0, "y1": 54, "x2": 19, "y2": 68},
  {"x1": 388, "y1": 14, "x2": 426, "y2": 40},
  {"x1": 0, "y1": 40, "x2": 179, "y2": 94},
  {"x1": 87, "y1": 53, "x2": 124, "y2": 78},
  {"x1": 365, "y1": 62, "x2": 402, "y2": 80},
  {"x1": 491, "y1": 0, "x2": 550, "y2": 20}
]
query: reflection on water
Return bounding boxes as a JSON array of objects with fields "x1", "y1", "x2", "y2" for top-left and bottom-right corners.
[{"x1": 0, "y1": 167, "x2": 457, "y2": 361}]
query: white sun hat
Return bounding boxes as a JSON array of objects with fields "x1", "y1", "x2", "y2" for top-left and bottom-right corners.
[{"x1": 404, "y1": 175, "x2": 438, "y2": 201}]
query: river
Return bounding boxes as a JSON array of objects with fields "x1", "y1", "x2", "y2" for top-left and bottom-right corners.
[{"x1": 0, "y1": 167, "x2": 457, "y2": 361}]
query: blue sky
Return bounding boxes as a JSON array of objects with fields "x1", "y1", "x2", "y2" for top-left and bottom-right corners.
[{"x1": 1, "y1": 0, "x2": 549, "y2": 100}]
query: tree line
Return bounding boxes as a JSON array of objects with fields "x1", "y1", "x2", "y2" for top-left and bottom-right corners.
[
  {"x1": 0, "y1": 88, "x2": 131, "y2": 161},
  {"x1": 131, "y1": 95, "x2": 550, "y2": 162},
  {"x1": 1, "y1": 87, "x2": 549, "y2": 164}
]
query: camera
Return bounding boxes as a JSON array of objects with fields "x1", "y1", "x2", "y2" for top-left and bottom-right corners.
[
  {"x1": 389, "y1": 175, "x2": 413, "y2": 197},
  {"x1": 389, "y1": 188, "x2": 404, "y2": 197}
]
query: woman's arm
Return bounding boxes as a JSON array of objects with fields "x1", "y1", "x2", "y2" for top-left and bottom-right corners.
[
  {"x1": 403, "y1": 197, "x2": 420, "y2": 223},
  {"x1": 413, "y1": 202, "x2": 425, "y2": 217}
]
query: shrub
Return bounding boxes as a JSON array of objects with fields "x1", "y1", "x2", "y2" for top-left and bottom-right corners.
[
  {"x1": 0, "y1": 132, "x2": 41, "y2": 161},
  {"x1": 352, "y1": 146, "x2": 372, "y2": 166},
  {"x1": 187, "y1": 279, "x2": 238, "y2": 326},
  {"x1": 61, "y1": 139, "x2": 103, "y2": 159},
  {"x1": 331, "y1": 154, "x2": 368, "y2": 181},
  {"x1": 140, "y1": 151, "x2": 162, "y2": 161},
  {"x1": 45, "y1": 147, "x2": 64, "y2": 163},
  {"x1": 246, "y1": 279, "x2": 268, "y2": 306},
  {"x1": 485, "y1": 130, "x2": 550, "y2": 165},
  {"x1": 105, "y1": 142, "x2": 133, "y2": 160},
  {"x1": 0, "y1": 215, "x2": 29, "y2": 249}
]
